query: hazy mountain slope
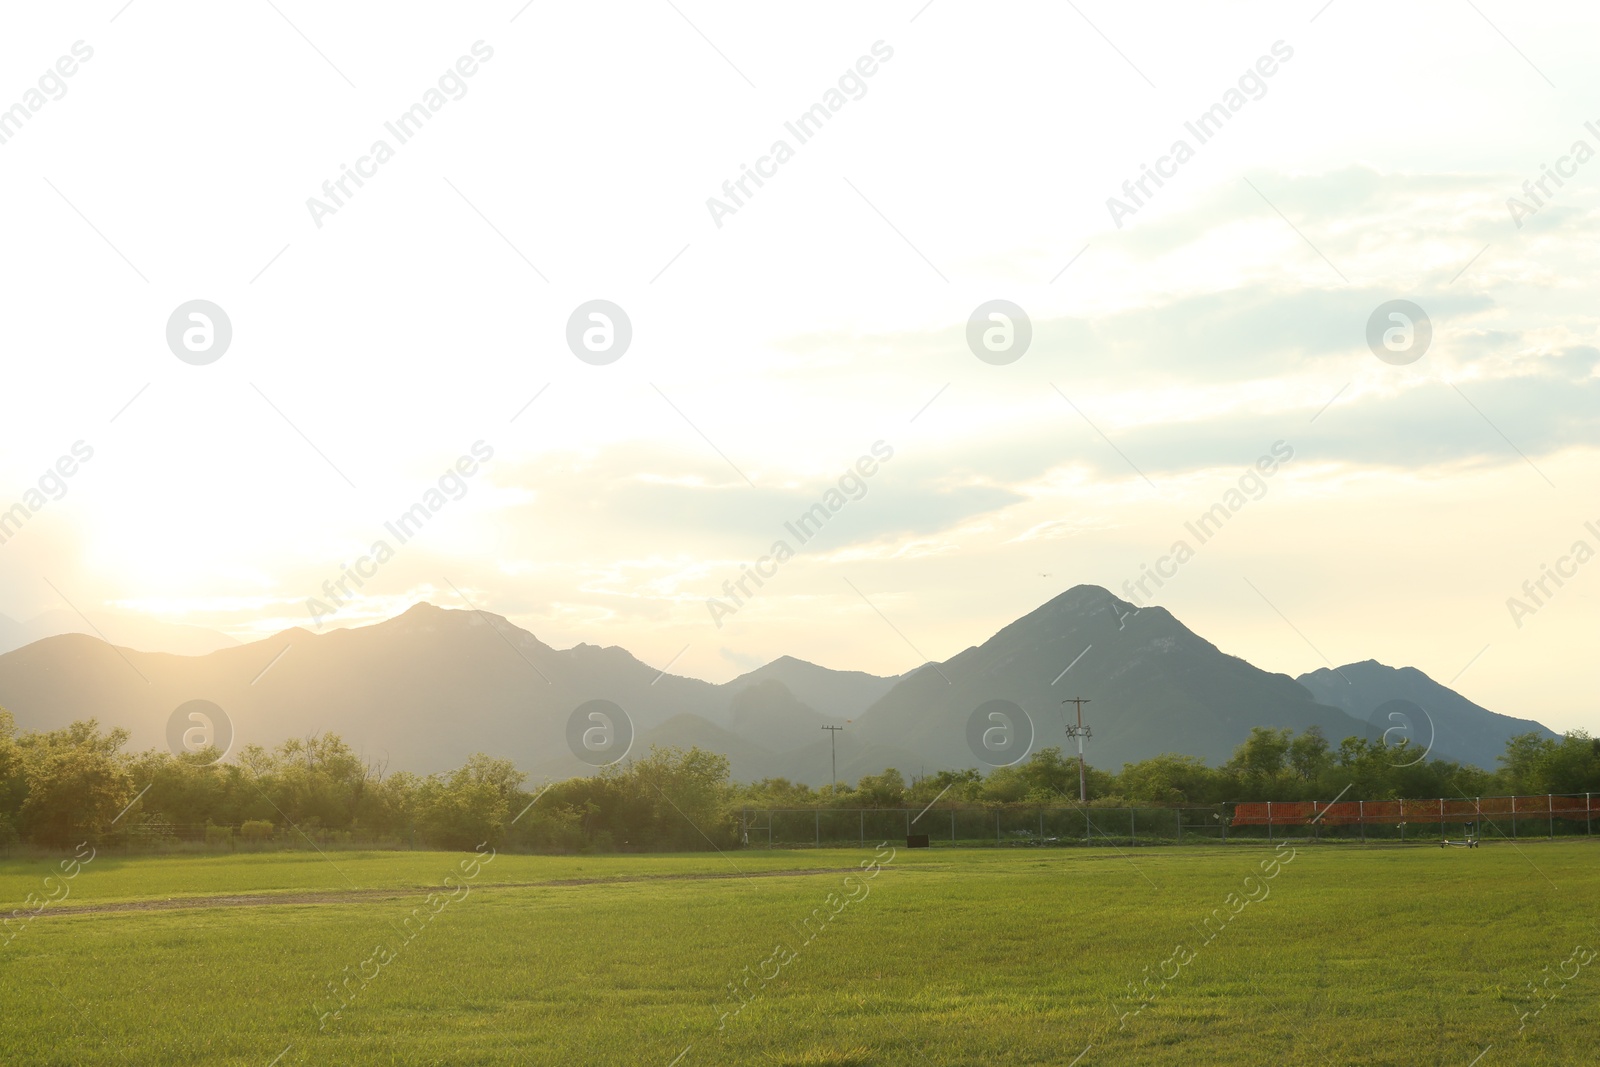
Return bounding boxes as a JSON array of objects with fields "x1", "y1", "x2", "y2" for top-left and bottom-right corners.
[
  {"x1": 724, "y1": 656, "x2": 899, "y2": 720},
  {"x1": 0, "y1": 613, "x2": 21, "y2": 656},
  {"x1": 1297, "y1": 660, "x2": 1560, "y2": 769},
  {"x1": 727, "y1": 679, "x2": 847, "y2": 752}
]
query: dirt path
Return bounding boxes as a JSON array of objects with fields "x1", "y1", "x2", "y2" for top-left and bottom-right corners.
[{"x1": 30, "y1": 865, "x2": 885, "y2": 919}]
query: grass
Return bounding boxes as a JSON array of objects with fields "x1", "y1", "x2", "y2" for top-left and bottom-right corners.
[{"x1": 1, "y1": 841, "x2": 1596, "y2": 1065}]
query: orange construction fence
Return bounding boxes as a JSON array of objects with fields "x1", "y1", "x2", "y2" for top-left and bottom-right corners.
[{"x1": 1230, "y1": 794, "x2": 1599, "y2": 826}]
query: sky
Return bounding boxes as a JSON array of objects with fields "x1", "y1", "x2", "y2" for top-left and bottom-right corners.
[{"x1": 1, "y1": 1, "x2": 1597, "y2": 734}]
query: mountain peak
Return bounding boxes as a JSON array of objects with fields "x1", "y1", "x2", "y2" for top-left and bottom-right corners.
[
  {"x1": 1051, "y1": 583, "x2": 1118, "y2": 607},
  {"x1": 981, "y1": 584, "x2": 1171, "y2": 653},
  {"x1": 1039, "y1": 583, "x2": 1153, "y2": 622}
]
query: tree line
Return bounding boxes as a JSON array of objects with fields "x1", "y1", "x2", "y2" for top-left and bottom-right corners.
[{"x1": 1, "y1": 705, "x2": 1596, "y2": 852}]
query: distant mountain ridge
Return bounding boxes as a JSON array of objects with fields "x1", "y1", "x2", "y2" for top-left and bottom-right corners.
[
  {"x1": 1296, "y1": 660, "x2": 1558, "y2": 770},
  {"x1": 0, "y1": 588, "x2": 1562, "y2": 781},
  {"x1": 0, "y1": 608, "x2": 238, "y2": 658},
  {"x1": 726, "y1": 656, "x2": 900, "y2": 721}
]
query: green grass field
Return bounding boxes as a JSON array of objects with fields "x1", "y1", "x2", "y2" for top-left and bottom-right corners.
[{"x1": 1, "y1": 841, "x2": 1595, "y2": 1066}]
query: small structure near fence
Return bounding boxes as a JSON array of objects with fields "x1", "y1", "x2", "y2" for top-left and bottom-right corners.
[{"x1": 740, "y1": 793, "x2": 1600, "y2": 849}]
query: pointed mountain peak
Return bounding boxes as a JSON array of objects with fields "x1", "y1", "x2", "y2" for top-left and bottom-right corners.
[{"x1": 983, "y1": 583, "x2": 1184, "y2": 649}]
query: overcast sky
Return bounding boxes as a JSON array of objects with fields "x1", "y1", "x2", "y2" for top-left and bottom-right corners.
[{"x1": 2, "y1": 1, "x2": 1597, "y2": 734}]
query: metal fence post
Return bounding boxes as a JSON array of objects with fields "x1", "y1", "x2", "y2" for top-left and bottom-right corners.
[
  {"x1": 996, "y1": 811, "x2": 1001, "y2": 846},
  {"x1": 1130, "y1": 808, "x2": 1136, "y2": 847},
  {"x1": 859, "y1": 810, "x2": 864, "y2": 847},
  {"x1": 1588, "y1": 792, "x2": 1593, "y2": 837},
  {"x1": 951, "y1": 810, "x2": 956, "y2": 843},
  {"x1": 1267, "y1": 801, "x2": 1273, "y2": 844},
  {"x1": 1359, "y1": 800, "x2": 1365, "y2": 844},
  {"x1": 906, "y1": 809, "x2": 911, "y2": 838},
  {"x1": 815, "y1": 810, "x2": 820, "y2": 847}
]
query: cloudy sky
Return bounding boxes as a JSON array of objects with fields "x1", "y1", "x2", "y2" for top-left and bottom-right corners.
[{"x1": 2, "y1": 1, "x2": 1597, "y2": 734}]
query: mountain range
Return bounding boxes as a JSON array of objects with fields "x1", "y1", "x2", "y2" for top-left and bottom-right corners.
[
  {"x1": 0, "y1": 586, "x2": 1560, "y2": 782},
  {"x1": 0, "y1": 608, "x2": 238, "y2": 658}
]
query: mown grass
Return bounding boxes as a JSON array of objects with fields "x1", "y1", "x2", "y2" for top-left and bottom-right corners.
[{"x1": 1, "y1": 842, "x2": 1595, "y2": 1065}]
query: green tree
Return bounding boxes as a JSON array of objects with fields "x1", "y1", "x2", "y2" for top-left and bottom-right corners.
[
  {"x1": 415, "y1": 754, "x2": 526, "y2": 849},
  {"x1": 1223, "y1": 727, "x2": 1295, "y2": 800},
  {"x1": 1288, "y1": 726, "x2": 1332, "y2": 782},
  {"x1": 1228, "y1": 727, "x2": 1292, "y2": 778},
  {"x1": 15, "y1": 720, "x2": 134, "y2": 846},
  {"x1": 1496, "y1": 731, "x2": 1600, "y2": 794},
  {"x1": 853, "y1": 768, "x2": 906, "y2": 807},
  {"x1": 618, "y1": 746, "x2": 735, "y2": 850},
  {"x1": 906, "y1": 768, "x2": 982, "y2": 805},
  {"x1": 1118, "y1": 754, "x2": 1222, "y2": 805},
  {"x1": 1497, "y1": 732, "x2": 1554, "y2": 794},
  {"x1": 1539, "y1": 732, "x2": 1600, "y2": 793},
  {"x1": 0, "y1": 707, "x2": 22, "y2": 818}
]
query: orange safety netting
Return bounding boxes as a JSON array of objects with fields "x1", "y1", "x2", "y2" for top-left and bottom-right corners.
[{"x1": 1229, "y1": 794, "x2": 1600, "y2": 826}]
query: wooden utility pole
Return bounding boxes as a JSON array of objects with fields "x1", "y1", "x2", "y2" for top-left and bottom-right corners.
[
  {"x1": 821, "y1": 725, "x2": 844, "y2": 788},
  {"x1": 1061, "y1": 698, "x2": 1091, "y2": 803}
]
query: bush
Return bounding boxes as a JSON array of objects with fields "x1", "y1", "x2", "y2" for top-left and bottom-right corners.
[
  {"x1": 131, "y1": 813, "x2": 175, "y2": 847},
  {"x1": 204, "y1": 824, "x2": 233, "y2": 848},
  {"x1": 239, "y1": 820, "x2": 274, "y2": 844}
]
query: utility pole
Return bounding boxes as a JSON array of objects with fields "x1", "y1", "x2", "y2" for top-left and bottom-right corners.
[
  {"x1": 1061, "y1": 698, "x2": 1091, "y2": 803},
  {"x1": 821, "y1": 725, "x2": 844, "y2": 789}
]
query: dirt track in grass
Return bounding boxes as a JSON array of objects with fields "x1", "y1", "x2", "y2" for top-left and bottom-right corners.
[{"x1": 28, "y1": 864, "x2": 887, "y2": 918}]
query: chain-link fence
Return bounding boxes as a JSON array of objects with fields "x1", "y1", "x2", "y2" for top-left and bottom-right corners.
[{"x1": 741, "y1": 806, "x2": 1227, "y2": 848}]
